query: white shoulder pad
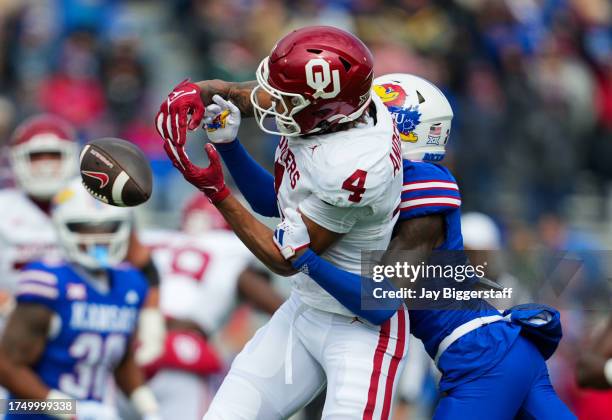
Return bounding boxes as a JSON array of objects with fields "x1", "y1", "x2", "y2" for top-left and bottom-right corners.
[{"x1": 309, "y1": 95, "x2": 400, "y2": 208}]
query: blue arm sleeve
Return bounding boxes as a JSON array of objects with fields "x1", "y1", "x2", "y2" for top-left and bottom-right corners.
[
  {"x1": 216, "y1": 139, "x2": 279, "y2": 217},
  {"x1": 292, "y1": 249, "x2": 402, "y2": 325}
]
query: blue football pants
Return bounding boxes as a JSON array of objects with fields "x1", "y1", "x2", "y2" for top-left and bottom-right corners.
[{"x1": 434, "y1": 335, "x2": 576, "y2": 420}]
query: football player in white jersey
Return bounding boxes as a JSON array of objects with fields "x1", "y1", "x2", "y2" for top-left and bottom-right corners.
[
  {"x1": 0, "y1": 114, "x2": 79, "y2": 294},
  {"x1": 141, "y1": 194, "x2": 284, "y2": 420},
  {"x1": 156, "y1": 26, "x2": 407, "y2": 419}
]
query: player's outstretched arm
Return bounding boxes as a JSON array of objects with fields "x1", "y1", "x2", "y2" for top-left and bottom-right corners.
[
  {"x1": 217, "y1": 195, "x2": 338, "y2": 276},
  {"x1": 156, "y1": 79, "x2": 268, "y2": 149},
  {"x1": 160, "y1": 138, "x2": 339, "y2": 275},
  {"x1": 577, "y1": 315, "x2": 612, "y2": 389},
  {"x1": 196, "y1": 79, "x2": 272, "y2": 117},
  {"x1": 0, "y1": 303, "x2": 53, "y2": 399}
]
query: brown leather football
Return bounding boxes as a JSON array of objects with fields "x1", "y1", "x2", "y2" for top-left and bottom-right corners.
[{"x1": 79, "y1": 138, "x2": 152, "y2": 207}]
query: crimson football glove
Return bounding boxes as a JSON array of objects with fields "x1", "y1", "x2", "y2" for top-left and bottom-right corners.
[
  {"x1": 162, "y1": 140, "x2": 230, "y2": 204},
  {"x1": 155, "y1": 79, "x2": 205, "y2": 147}
]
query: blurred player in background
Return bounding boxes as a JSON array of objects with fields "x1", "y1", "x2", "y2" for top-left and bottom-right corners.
[
  {"x1": 575, "y1": 312, "x2": 612, "y2": 418},
  {"x1": 141, "y1": 193, "x2": 283, "y2": 420},
  {"x1": 157, "y1": 26, "x2": 408, "y2": 420},
  {"x1": 0, "y1": 114, "x2": 166, "y2": 381},
  {"x1": 0, "y1": 115, "x2": 78, "y2": 296},
  {"x1": 0, "y1": 179, "x2": 161, "y2": 419},
  {"x1": 461, "y1": 212, "x2": 532, "y2": 306},
  {"x1": 578, "y1": 315, "x2": 612, "y2": 390}
]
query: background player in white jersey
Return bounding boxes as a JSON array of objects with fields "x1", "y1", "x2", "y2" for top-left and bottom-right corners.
[
  {"x1": 0, "y1": 179, "x2": 161, "y2": 420},
  {"x1": 0, "y1": 114, "x2": 166, "y2": 372},
  {"x1": 0, "y1": 114, "x2": 78, "y2": 295},
  {"x1": 156, "y1": 26, "x2": 408, "y2": 420},
  {"x1": 141, "y1": 193, "x2": 284, "y2": 420}
]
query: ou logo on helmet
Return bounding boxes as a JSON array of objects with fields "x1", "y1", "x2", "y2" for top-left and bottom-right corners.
[{"x1": 305, "y1": 58, "x2": 341, "y2": 99}]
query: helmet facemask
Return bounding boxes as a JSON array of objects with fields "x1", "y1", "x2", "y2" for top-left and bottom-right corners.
[
  {"x1": 52, "y1": 179, "x2": 132, "y2": 271},
  {"x1": 251, "y1": 57, "x2": 312, "y2": 137},
  {"x1": 56, "y1": 218, "x2": 131, "y2": 271}
]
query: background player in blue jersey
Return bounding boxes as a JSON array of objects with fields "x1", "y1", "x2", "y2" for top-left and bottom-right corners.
[
  {"x1": 191, "y1": 73, "x2": 575, "y2": 419},
  {"x1": 0, "y1": 179, "x2": 161, "y2": 420}
]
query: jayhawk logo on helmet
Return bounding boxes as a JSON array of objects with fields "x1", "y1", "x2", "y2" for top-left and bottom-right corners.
[
  {"x1": 388, "y1": 105, "x2": 421, "y2": 143},
  {"x1": 374, "y1": 84, "x2": 421, "y2": 143},
  {"x1": 373, "y1": 83, "x2": 406, "y2": 107}
]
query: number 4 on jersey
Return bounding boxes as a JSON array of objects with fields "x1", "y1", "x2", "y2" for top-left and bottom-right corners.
[{"x1": 342, "y1": 170, "x2": 367, "y2": 203}]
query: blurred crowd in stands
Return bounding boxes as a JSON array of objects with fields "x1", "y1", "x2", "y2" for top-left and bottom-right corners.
[
  {"x1": 0, "y1": 0, "x2": 612, "y2": 417},
  {"x1": 1, "y1": 0, "x2": 612, "y2": 224}
]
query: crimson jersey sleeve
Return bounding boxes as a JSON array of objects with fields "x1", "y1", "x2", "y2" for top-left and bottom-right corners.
[{"x1": 399, "y1": 160, "x2": 461, "y2": 221}]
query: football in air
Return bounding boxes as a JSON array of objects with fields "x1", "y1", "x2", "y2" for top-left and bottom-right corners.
[{"x1": 79, "y1": 137, "x2": 153, "y2": 207}]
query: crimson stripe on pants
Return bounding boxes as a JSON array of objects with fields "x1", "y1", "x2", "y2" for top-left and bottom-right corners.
[
  {"x1": 380, "y1": 309, "x2": 407, "y2": 420},
  {"x1": 362, "y1": 317, "x2": 391, "y2": 420}
]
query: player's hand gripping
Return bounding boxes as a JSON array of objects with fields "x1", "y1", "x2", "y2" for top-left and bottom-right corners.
[
  {"x1": 204, "y1": 95, "x2": 241, "y2": 143},
  {"x1": 273, "y1": 208, "x2": 311, "y2": 259},
  {"x1": 162, "y1": 140, "x2": 230, "y2": 204},
  {"x1": 155, "y1": 79, "x2": 205, "y2": 147}
]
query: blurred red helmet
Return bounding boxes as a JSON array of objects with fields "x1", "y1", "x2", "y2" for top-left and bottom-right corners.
[
  {"x1": 9, "y1": 114, "x2": 78, "y2": 199},
  {"x1": 181, "y1": 193, "x2": 230, "y2": 234},
  {"x1": 251, "y1": 26, "x2": 374, "y2": 137}
]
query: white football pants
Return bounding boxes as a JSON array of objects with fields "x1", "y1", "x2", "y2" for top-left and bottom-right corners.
[{"x1": 203, "y1": 292, "x2": 409, "y2": 420}]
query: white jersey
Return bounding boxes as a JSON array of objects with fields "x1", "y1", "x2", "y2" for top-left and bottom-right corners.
[
  {"x1": 142, "y1": 229, "x2": 255, "y2": 334},
  {"x1": 0, "y1": 189, "x2": 60, "y2": 292},
  {"x1": 274, "y1": 93, "x2": 403, "y2": 315}
]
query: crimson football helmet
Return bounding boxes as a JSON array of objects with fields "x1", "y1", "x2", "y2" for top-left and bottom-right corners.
[
  {"x1": 10, "y1": 114, "x2": 78, "y2": 199},
  {"x1": 251, "y1": 26, "x2": 374, "y2": 136},
  {"x1": 181, "y1": 193, "x2": 230, "y2": 234}
]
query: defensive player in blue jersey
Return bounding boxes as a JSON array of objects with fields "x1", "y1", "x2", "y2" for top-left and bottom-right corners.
[
  {"x1": 0, "y1": 179, "x2": 161, "y2": 420},
  {"x1": 272, "y1": 74, "x2": 574, "y2": 420},
  {"x1": 180, "y1": 72, "x2": 575, "y2": 419}
]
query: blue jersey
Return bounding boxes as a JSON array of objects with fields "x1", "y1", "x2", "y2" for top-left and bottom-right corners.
[
  {"x1": 8, "y1": 260, "x2": 148, "y2": 417},
  {"x1": 400, "y1": 160, "x2": 520, "y2": 392},
  {"x1": 399, "y1": 160, "x2": 463, "y2": 250}
]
